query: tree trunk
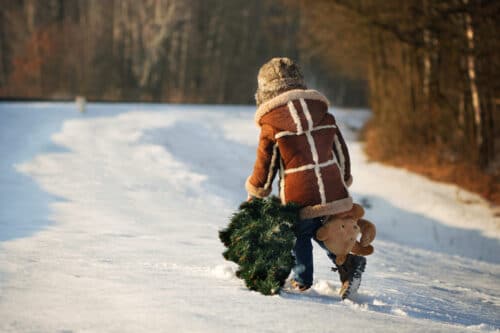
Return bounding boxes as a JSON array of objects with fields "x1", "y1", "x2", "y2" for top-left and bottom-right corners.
[{"x1": 463, "y1": 1, "x2": 485, "y2": 167}]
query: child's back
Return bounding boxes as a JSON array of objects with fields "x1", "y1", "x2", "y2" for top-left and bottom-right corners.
[
  {"x1": 247, "y1": 58, "x2": 353, "y2": 220},
  {"x1": 246, "y1": 57, "x2": 368, "y2": 298}
]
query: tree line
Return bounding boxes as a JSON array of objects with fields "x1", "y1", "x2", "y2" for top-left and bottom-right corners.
[
  {"x1": 293, "y1": 0, "x2": 499, "y2": 175},
  {"x1": 0, "y1": 0, "x2": 366, "y2": 106}
]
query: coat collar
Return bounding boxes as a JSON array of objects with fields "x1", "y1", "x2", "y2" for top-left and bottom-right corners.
[{"x1": 254, "y1": 89, "x2": 330, "y2": 126}]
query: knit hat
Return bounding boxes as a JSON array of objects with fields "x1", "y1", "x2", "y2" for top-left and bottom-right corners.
[{"x1": 255, "y1": 57, "x2": 306, "y2": 106}]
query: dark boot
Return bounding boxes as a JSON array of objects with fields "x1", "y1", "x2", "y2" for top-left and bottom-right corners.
[{"x1": 332, "y1": 254, "x2": 366, "y2": 300}]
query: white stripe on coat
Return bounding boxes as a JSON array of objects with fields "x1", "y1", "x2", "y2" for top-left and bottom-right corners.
[
  {"x1": 287, "y1": 101, "x2": 303, "y2": 133},
  {"x1": 334, "y1": 135, "x2": 346, "y2": 179},
  {"x1": 300, "y1": 98, "x2": 314, "y2": 130},
  {"x1": 263, "y1": 143, "x2": 279, "y2": 190},
  {"x1": 275, "y1": 130, "x2": 296, "y2": 139},
  {"x1": 284, "y1": 159, "x2": 336, "y2": 174},
  {"x1": 301, "y1": 99, "x2": 326, "y2": 204},
  {"x1": 279, "y1": 159, "x2": 286, "y2": 204},
  {"x1": 274, "y1": 125, "x2": 337, "y2": 139}
]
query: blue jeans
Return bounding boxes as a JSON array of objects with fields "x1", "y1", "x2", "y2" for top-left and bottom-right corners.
[{"x1": 292, "y1": 217, "x2": 337, "y2": 287}]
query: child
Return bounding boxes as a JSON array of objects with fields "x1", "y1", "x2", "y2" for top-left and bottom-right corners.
[{"x1": 245, "y1": 57, "x2": 366, "y2": 298}]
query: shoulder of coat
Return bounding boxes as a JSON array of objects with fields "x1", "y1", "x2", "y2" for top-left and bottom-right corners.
[{"x1": 254, "y1": 89, "x2": 330, "y2": 127}]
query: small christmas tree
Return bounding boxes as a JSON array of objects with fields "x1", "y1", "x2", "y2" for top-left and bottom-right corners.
[{"x1": 219, "y1": 196, "x2": 300, "y2": 295}]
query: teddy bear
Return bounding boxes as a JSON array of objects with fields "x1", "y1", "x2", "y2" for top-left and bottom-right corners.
[{"x1": 316, "y1": 203, "x2": 376, "y2": 265}]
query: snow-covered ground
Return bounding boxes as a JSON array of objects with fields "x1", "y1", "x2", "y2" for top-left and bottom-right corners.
[{"x1": 0, "y1": 102, "x2": 499, "y2": 332}]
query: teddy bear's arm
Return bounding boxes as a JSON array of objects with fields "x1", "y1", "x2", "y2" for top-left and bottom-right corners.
[
  {"x1": 352, "y1": 242, "x2": 374, "y2": 256},
  {"x1": 358, "y1": 219, "x2": 376, "y2": 246}
]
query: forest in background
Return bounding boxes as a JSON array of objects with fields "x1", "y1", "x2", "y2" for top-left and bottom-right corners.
[
  {"x1": 0, "y1": 0, "x2": 498, "y2": 204},
  {"x1": 293, "y1": 0, "x2": 499, "y2": 203},
  {"x1": 0, "y1": 0, "x2": 365, "y2": 106}
]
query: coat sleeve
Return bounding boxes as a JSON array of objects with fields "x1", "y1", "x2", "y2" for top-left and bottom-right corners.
[
  {"x1": 246, "y1": 124, "x2": 280, "y2": 198},
  {"x1": 333, "y1": 126, "x2": 353, "y2": 187}
]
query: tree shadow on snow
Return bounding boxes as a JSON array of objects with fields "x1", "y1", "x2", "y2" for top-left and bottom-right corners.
[
  {"x1": 0, "y1": 103, "x2": 129, "y2": 242},
  {"x1": 0, "y1": 105, "x2": 73, "y2": 242},
  {"x1": 352, "y1": 193, "x2": 499, "y2": 264}
]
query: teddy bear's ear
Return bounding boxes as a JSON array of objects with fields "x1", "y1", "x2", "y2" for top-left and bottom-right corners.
[
  {"x1": 351, "y1": 203, "x2": 365, "y2": 219},
  {"x1": 351, "y1": 241, "x2": 374, "y2": 256},
  {"x1": 337, "y1": 204, "x2": 364, "y2": 219},
  {"x1": 335, "y1": 254, "x2": 347, "y2": 265},
  {"x1": 316, "y1": 225, "x2": 329, "y2": 241}
]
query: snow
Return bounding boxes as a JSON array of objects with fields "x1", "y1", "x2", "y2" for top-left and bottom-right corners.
[{"x1": 0, "y1": 102, "x2": 499, "y2": 332}]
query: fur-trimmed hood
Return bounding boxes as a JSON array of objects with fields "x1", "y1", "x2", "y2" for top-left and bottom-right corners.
[{"x1": 254, "y1": 89, "x2": 330, "y2": 127}]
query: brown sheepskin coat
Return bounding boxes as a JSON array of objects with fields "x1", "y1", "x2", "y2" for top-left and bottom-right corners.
[{"x1": 246, "y1": 89, "x2": 353, "y2": 219}]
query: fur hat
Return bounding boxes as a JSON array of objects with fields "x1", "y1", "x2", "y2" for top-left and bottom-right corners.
[{"x1": 255, "y1": 57, "x2": 306, "y2": 106}]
